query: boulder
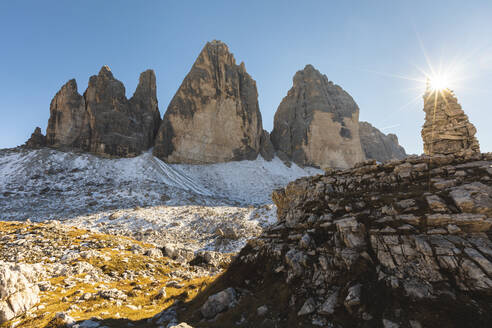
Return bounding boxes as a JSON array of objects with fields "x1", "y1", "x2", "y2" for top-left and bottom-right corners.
[
  {"x1": 271, "y1": 65, "x2": 365, "y2": 169},
  {"x1": 153, "y1": 40, "x2": 265, "y2": 164},
  {"x1": 0, "y1": 262, "x2": 42, "y2": 323},
  {"x1": 359, "y1": 121, "x2": 406, "y2": 162},
  {"x1": 44, "y1": 66, "x2": 160, "y2": 157},
  {"x1": 200, "y1": 287, "x2": 236, "y2": 319},
  {"x1": 421, "y1": 85, "x2": 480, "y2": 156}
]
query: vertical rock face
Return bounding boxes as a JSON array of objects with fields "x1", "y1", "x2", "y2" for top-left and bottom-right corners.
[
  {"x1": 129, "y1": 69, "x2": 161, "y2": 149},
  {"x1": 46, "y1": 79, "x2": 89, "y2": 149},
  {"x1": 259, "y1": 130, "x2": 275, "y2": 161},
  {"x1": 24, "y1": 127, "x2": 46, "y2": 149},
  {"x1": 421, "y1": 86, "x2": 480, "y2": 156},
  {"x1": 44, "y1": 66, "x2": 160, "y2": 157},
  {"x1": 359, "y1": 121, "x2": 407, "y2": 162},
  {"x1": 271, "y1": 65, "x2": 365, "y2": 169},
  {"x1": 153, "y1": 40, "x2": 265, "y2": 164}
]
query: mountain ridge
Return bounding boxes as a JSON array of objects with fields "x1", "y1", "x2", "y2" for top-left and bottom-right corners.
[{"x1": 24, "y1": 40, "x2": 406, "y2": 167}]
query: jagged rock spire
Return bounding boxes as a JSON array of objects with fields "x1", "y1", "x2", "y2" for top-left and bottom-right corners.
[
  {"x1": 45, "y1": 66, "x2": 160, "y2": 157},
  {"x1": 153, "y1": 40, "x2": 271, "y2": 164},
  {"x1": 271, "y1": 64, "x2": 365, "y2": 169}
]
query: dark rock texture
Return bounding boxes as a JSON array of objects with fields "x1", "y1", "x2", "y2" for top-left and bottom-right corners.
[
  {"x1": 175, "y1": 152, "x2": 492, "y2": 328},
  {"x1": 271, "y1": 65, "x2": 365, "y2": 169},
  {"x1": 422, "y1": 86, "x2": 480, "y2": 156},
  {"x1": 45, "y1": 66, "x2": 160, "y2": 157},
  {"x1": 359, "y1": 121, "x2": 407, "y2": 162},
  {"x1": 46, "y1": 79, "x2": 89, "y2": 150},
  {"x1": 24, "y1": 127, "x2": 46, "y2": 148},
  {"x1": 153, "y1": 40, "x2": 265, "y2": 164},
  {"x1": 259, "y1": 130, "x2": 275, "y2": 161}
]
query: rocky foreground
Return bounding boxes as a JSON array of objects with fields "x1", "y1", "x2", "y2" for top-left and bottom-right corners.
[
  {"x1": 2, "y1": 152, "x2": 492, "y2": 327},
  {"x1": 166, "y1": 152, "x2": 492, "y2": 327},
  {"x1": 0, "y1": 221, "x2": 226, "y2": 328}
]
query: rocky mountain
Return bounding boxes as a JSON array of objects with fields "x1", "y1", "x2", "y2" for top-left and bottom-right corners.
[
  {"x1": 422, "y1": 86, "x2": 480, "y2": 156},
  {"x1": 170, "y1": 152, "x2": 492, "y2": 328},
  {"x1": 359, "y1": 121, "x2": 407, "y2": 161},
  {"x1": 153, "y1": 40, "x2": 272, "y2": 164},
  {"x1": 271, "y1": 65, "x2": 365, "y2": 169},
  {"x1": 45, "y1": 66, "x2": 160, "y2": 157},
  {"x1": 24, "y1": 42, "x2": 409, "y2": 168}
]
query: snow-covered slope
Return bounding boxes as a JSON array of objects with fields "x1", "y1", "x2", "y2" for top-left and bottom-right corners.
[
  {"x1": 0, "y1": 148, "x2": 321, "y2": 252},
  {"x1": 176, "y1": 156, "x2": 320, "y2": 204}
]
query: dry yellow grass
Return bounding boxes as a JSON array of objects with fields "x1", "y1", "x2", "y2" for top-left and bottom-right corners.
[{"x1": 0, "y1": 221, "x2": 220, "y2": 328}]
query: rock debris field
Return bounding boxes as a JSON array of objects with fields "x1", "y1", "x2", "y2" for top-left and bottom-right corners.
[{"x1": 0, "y1": 147, "x2": 320, "y2": 327}]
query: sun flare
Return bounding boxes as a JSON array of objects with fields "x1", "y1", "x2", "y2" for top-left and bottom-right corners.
[{"x1": 429, "y1": 74, "x2": 449, "y2": 91}]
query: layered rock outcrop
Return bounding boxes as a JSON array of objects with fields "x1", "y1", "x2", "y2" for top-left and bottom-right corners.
[
  {"x1": 175, "y1": 152, "x2": 492, "y2": 327},
  {"x1": 153, "y1": 40, "x2": 269, "y2": 164},
  {"x1": 359, "y1": 121, "x2": 406, "y2": 162},
  {"x1": 422, "y1": 86, "x2": 480, "y2": 156},
  {"x1": 45, "y1": 66, "x2": 160, "y2": 157},
  {"x1": 271, "y1": 65, "x2": 365, "y2": 169}
]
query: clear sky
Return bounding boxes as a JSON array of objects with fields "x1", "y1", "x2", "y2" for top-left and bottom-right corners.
[{"x1": 1, "y1": 0, "x2": 491, "y2": 154}]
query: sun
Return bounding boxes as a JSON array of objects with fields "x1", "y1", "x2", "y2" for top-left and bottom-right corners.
[
  {"x1": 429, "y1": 75, "x2": 448, "y2": 91},
  {"x1": 427, "y1": 73, "x2": 451, "y2": 91}
]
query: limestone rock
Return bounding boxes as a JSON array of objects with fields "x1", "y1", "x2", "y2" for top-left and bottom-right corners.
[
  {"x1": 84, "y1": 66, "x2": 160, "y2": 157},
  {"x1": 421, "y1": 86, "x2": 480, "y2": 156},
  {"x1": 177, "y1": 153, "x2": 492, "y2": 327},
  {"x1": 44, "y1": 66, "x2": 160, "y2": 157},
  {"x1": 271, "y1": 64, "x2": 365, "y2": 169},
  {"x1": 128, "y1": 69, "x2": 161, "y2": 150},
  {"x1": 153, "y1": 40, "x2": 264, "y2": 164},
  {"x1": 0, "y1": 262, "x2": 42, "y2": 323},
  {"x1": 168, "y1": 324, "x2": 194, "y2": 328},
  {"x1": 46, "y1": 79, "x2": 89, "y2": 150},
  {"x1": 359, "y1": 121, "x2": 406, "y2": 162},
  {"x1": 24, "y1": 127, "x2": 46, "y2": 148}
]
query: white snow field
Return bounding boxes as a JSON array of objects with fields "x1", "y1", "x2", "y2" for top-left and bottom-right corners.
[{"x1": 0, "y1": 148, "x2": 321, "y2": 253}]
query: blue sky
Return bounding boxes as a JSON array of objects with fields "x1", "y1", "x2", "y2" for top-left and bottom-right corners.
[{"x1": 1, "y1": 0, "x2": 491, "y2": 154}]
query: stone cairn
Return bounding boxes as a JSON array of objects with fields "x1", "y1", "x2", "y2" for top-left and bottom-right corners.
[{"x1": 421, "y1": 82, "x2": 480, "y2": 156}]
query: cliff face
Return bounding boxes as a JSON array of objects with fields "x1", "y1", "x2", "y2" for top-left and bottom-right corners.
[
  {"x1": 175, "y1": 152, "x2": 492, "y2": 328},
  {"x1": 271, "y1": 65, "x2": 365, "y2": 169},
  {"x1": 45, "y1": 66, "x2": 160, "y2": 157},
  {"x1": 46, "y1": 79, "x2": 89, "y2": 150},
  {"x1": 422, "y1": 87, "x2": 480, "y2": 156},
  {"x1": 359, "y1": 121, "x2": 407, "y2": 162},
  {"x1": 153, "y1": 40, "x2": 271, "y2": 164}
]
